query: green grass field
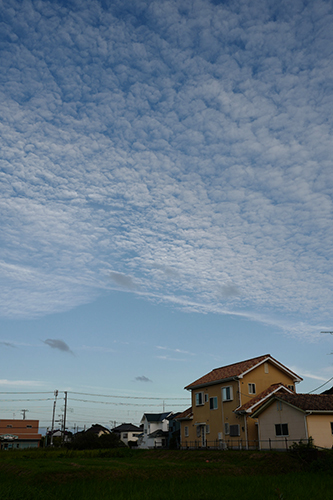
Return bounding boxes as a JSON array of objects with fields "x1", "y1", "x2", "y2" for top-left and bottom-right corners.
[{"x1": 0, "y1": 448, "x2": 332, "y2": 499}]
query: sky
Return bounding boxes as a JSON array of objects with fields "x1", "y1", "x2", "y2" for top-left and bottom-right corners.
[{"x1": 1, "y1": 0, "x2": 333, "y2": 431}]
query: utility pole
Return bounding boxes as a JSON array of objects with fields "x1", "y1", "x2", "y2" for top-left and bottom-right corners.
[
  {"x1": 21, "y1": 409, "x2": 28, "y2": 420},
  {"x1": 50, "y1": 390, "x2": 58, "y2": 446},
  {"x1": 62, "y1": 391, "x2": 68, "y2": 444}
]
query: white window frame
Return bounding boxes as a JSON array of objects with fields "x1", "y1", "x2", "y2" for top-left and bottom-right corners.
[
  {"x1": 209, "y1": 396, "x2": 218, "y2": 410},
  {"x1": 195, "y1": 392, "x2": 204, "y2": 406},
  {"x1": 222, "y1": 386, "x2": 233, "y2": 402},
  {"x1": 206, "y1": 425, "x2": 210, "y2": 434},
  {"x1": 248, "y1": 383, "x2": 256, "y2": 395},
  {"x1": 204, "y1": 393, "x2": 209, "y2": 403},
  {"x1": 288, "y1": 385, "x2": 294, "y2": 391},
  {"x1": 224, "y1": 423, "x2": 230, "y2": 435},
  {"x1": 184, "y1": 426, "x2": 189, "y2": 438}
]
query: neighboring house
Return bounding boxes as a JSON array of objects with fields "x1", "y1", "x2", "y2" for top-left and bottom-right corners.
[
  {"x1": 251, "y1": 393, "x2": 333, "y2": 450},
  {"x1": 0, "y1": 419, "x2": 41, "y2": 450},
  {"x1": 167, "y1": 412, "x2": 181, "y2": 448},
  {"x1": 47, "y1": 429, "x2": 72, "y2": 444},
  {"x1": 85, "y1": 424, "x2": 111, "y2": 437},
  {"x1": 112, "y1": 423, "x2": 142, "y2": 446},
  {"x1": 137, "y1": 412, "x2": 172, "y2": 449},
  {"x1": 322, "y1": 387, "x2": 333, "y2": 395},
  {"x1": 180, "y1": 354, "x2": 302, "y2": 449}
]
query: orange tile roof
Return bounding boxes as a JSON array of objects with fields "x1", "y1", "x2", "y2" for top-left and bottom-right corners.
[
  {"x1": 185, "y1": 354, "x2": 302, "y2": 390},
  {"x1": 176, "y1": 407, "x2": 193, "y2": 420},
  {"x1": 277, "y1": 393, "x2": 333, "y2": 412},
  {"x1": 236, "y1": 383, "x2": 292, "y2": 414}
]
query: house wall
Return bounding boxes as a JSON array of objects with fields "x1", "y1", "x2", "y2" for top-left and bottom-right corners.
[
  {"x1": 0, "y1": 419, "x2": 41, "y2": 449},
  {"x1": 184, "y1": 360, "x2": 297, "y2": 448},
  {"x1": 257, "y1": 401, "x2": 307, "y2": 449},
  {"x1": 306, "y1": 414, "x2": 333, "y2": 449},
  {"x1": 240, "y1": 362, "x2": 297, "y2": 443},
  {"x1": 139, "y1": 417, "x2": 169, "y2": 449}
]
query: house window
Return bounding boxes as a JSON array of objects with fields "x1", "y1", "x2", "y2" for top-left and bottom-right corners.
[
  {"x1": 275, "y1": 424, "x2": 289, "y2": 436},
  {"x1": 26, "y1": 425, "x2": 32, "y2": 428},
  {"x1": 222, "y1": 386, "x2": 233, "y2": 401},
  {"x1": 6, "y1": 425, "x2": 13, "y2": 428},
  {"x1": 248, "y1": 383, "x2": 256, "y2": 395},
  {"x1": 224, "y1": 423, "x2": 230, "y2": 435},
  {"x1": 330, "y1": 422, "x2": 333, "y2": 435},
  {"x1": 196, "y1": 426, "x2": 201, "y2": 438},
  {"x1": 288, "y1": 385, "x2": 294, "y2": 391},
  {"x1": 184, "y1": 426, "x2": 189, "y2": 438},
  {"x1": 229, "y1": 425, "x2": 240, "y2": 437},
  {"x1": 210, "y1": 397, "x2": 218, "y2": 410},
  {"x1": 195, "y1": 392, "x2": 204, "y2": 406},
  {"x1": 204, "y1": 393, "x2": 209, "y2": 403},
  {"x1": 206, "y1": 425, "x2": 210, "y2": 434},
  {"x1": 123, "y1": 433, "x2": 128, "y2": 439}
]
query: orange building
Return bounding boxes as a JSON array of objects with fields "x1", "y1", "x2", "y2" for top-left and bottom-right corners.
[{"x1": 0, "y1": 419, "x2": 42, "y2": 450}]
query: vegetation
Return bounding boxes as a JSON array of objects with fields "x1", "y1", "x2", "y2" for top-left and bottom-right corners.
[
  {"x1": 0, "y1": 448, "x2": 332, "y2": 499},
  {"x1": 66, "y1": 431, "x2": 124, "y2": 450}
]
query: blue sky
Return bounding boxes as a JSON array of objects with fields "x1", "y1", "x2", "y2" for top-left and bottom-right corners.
[{"x1": 1, "y1": 0, "x2": 333, "y2": 430}]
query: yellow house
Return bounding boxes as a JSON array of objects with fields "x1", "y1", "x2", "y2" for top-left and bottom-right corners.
[
  {"x1": 179, "y1": 354, "x2": 302, "y2": 449},
  {"x1": 251, "y1": 393, "x2": 333, "y2": 450}
]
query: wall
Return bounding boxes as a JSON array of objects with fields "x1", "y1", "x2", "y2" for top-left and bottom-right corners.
[
  {"x1": 257, "y1": 401, "x2": 307, "y2": 449},
  {"x1": 306, "y1": 414, "x2": 333, "y2": 449}
]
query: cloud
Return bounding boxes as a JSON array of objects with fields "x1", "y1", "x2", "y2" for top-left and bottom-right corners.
[
  {"x1": 135, "y1": 376, "x2": 152, "y2": 383},
  {"x1": 43, "y1": 339, "x2": 73, "y2": 354},
  {"x1": 156, "y1": 346, "x2": 196, "y2": 356},
  {"x1": 0, "y1": 379, "x2": 45, "y2": 387},
  {"x1": 109, "y1": 272, "x2": 139, "y2": 290},
  {"x1": 0, "y1": 341, "x2": 16, "y2": 348},
  {"x1": 0, "y1": 0, "x2": 332, "y2": 341}
]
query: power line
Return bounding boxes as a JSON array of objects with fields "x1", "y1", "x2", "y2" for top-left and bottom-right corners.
[
  {"x1": 308, "y1": 375, "x2": 333, "y2": 394},
  {"x1": 69, "y1": 391, "x2": 188, "y2": 400}
]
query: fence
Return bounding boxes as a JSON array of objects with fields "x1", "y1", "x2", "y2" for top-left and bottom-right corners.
[{"x1": 180, "y1": 438, "x2": 312, "y2": 451}]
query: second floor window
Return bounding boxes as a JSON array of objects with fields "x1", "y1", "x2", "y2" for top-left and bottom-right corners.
[
  {"x1": 209, "y1": 397, "x2": 218, "y2": 410},
  {"x1": 195, "y1": 392, "x2": 204, "y2": 406},
  {"x1": 222, "y1": 386, "x2": 233, "y2": 401},
  {"x1": 248, "y1": 383, "x2": 256, "y2": 394}
]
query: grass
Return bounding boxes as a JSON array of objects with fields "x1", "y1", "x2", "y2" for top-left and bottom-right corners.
[{"x1": 1, "y1": 448, "x2": 332, "y2": 499}]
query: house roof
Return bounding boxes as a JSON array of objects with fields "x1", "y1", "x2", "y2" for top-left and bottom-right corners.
[
  {"x1": 321, "y1": 386, "x2": 333, "y2": 395},
  {"x1": 148, "y1": 429, "x2": 169, "y2": 438},
  {"x1": 85, "y1": 424, "x2": 110, "y2": 434},
  {"x1": 141, "y1": 412, "x2": 172, "y2": 423},
  {"x1": 235, "y1": 383, "x2": 293, "y2": 414},
  {"x1": 185, "y1": 354, "x2": 302, "y2": 390},
  {"x1": 252, "y1": 393, "x2": 333, "y2": 417},
  {"x1": 175, "y1": 407, "x2": 193, "y2": 421},
  {"x1": 112, "y1": 423, "x2": 141, "y2": 432}
]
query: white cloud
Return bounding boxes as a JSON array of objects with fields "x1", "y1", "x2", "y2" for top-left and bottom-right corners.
[
  {"x1": 0, "y1": 379, "x2": 45, "y2": 388},
  {"x1": 0, "y1": 0, "x2": 332, "y2": 341}
]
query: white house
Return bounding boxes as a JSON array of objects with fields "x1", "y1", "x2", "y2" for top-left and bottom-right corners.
[{"x1": 137, "y1": 412, "x2": 172, "y2": 449}]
